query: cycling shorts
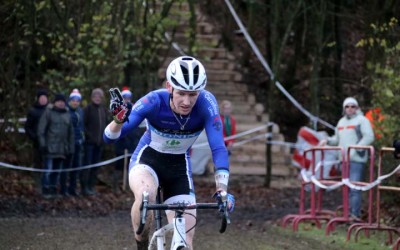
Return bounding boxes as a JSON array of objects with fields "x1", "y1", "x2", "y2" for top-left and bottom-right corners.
[{"x1": 135, "y1": 146, "x2": 195, "y2": 201}]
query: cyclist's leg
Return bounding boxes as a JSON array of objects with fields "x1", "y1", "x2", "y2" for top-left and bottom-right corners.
[
  {"x1": 129, "y1": 164, "x2": 159, "y2": 242},
  {"x1": 165, "y1": 194, "x2": 197, "y2": 250}
]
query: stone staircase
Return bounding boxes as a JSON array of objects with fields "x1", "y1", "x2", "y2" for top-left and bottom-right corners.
[{"x1": 158, "y1": 3, "x2": 293, "y2": 177}]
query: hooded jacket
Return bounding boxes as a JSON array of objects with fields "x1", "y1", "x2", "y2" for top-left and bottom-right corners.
[
  {"x1": 37, "y1": 104, "x2": 75, "y2": 158},
  {"x1": 327, "y1": 109, "x2": 374, "y2": 163}
]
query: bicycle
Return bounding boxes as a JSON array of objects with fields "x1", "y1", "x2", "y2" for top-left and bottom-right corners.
[{"x1": 136, "y1": 188, "x2": 231, "y2": 250}]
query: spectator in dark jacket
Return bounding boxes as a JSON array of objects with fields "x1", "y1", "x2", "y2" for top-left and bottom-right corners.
[
  {"x1": 25, "y1": 88, "x2": 49, "y2": 191},
  {"x1": 81, "y1": 88, "x2": 109, "y2": 195},
  {"x1": 37, "y1": 93, "x2": 75, "y2": 198},
  {"x1": 60, "y1": 89, "x2": 84, "y2": 196}
]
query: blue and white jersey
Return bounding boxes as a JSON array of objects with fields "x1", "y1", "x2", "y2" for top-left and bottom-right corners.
[{"x1": 104, "y1": 89, "x2": 229, "y2": 172}]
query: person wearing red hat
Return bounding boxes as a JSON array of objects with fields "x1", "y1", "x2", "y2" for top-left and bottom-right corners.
[
  {"x1": 121, "y1": 86, "x2": 132, "y2": 100},
  {"x1": 60, "y1": 89, "x2": 84, "y2": 196}
]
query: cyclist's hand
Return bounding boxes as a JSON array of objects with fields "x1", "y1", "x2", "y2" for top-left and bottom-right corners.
[
  {"x1": 226, "y1": 193, "x2": 235, "y2": 212},
  {"x1": 109, "y1": 88, "x2": 132, "y2": 124},
  {"x1": 213, "y1": 191, "x2": 235, "y2": 213}
]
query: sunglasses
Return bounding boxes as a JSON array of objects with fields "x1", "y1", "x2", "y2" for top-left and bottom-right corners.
[{"x1": 345, "y1": 105, "x2": 357, "y2": 109}]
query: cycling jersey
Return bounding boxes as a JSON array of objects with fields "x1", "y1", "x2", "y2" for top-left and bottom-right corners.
[{"x1": 104, "y1": 89, "x2": 229, "y2": 174}]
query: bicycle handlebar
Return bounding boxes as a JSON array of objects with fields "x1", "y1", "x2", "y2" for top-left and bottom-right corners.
[{"x1": 136, "y1": 191, "x2": 231, "y2": 235}]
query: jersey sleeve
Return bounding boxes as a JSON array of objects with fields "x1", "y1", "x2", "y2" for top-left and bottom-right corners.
[
  {"x1": 199, "y1": 92, "x2": 229, "y2": 171},
  {"x1": 103, "y1": 91, "x2": 158, "y2": 143}
]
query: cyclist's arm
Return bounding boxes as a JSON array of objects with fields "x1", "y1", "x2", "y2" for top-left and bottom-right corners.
[
  {"x1": 104, "y1": 92, "x2": 157, "y2": 143},
  {"x1": 200, "y1": 92, "x2": 230, "y2": 192}
]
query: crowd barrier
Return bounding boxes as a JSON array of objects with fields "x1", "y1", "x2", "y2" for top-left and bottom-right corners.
[
  {"x1": 281, "y1": 146, "x2": 400, "y2": 249},
  {"x1": 346, "y1": 147, "x2": 400, "y2": 247},
  {"x1": 281, "y1": 146, "x2": 346, "y2": 231},
  {"x1": 325, "y1": 145, "x2": 376, "y2": 235}
]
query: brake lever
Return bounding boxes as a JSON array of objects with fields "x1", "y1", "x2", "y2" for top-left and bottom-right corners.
[
  {"x1": 217, "y1": 191, "x2": 231, "y2": 233},
  {"x1": 136, "y1": 191, "x2": 149, "y2": 235}
]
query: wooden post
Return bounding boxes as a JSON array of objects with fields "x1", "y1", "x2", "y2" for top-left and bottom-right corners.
[
  {"x1": 122, "y1": 149, "x2": 128, "y2": 191},
  {"x1": 265, "y1": 125, "x2": 272, "y2": 188}
]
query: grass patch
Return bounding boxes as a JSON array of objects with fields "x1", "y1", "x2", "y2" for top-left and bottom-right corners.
[{"x1": 275, "y1": 222, "x2": 396, "y2": 250}]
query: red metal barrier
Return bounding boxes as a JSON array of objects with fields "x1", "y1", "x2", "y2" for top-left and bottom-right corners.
[
  {"x1": 281, "y1": 146, "x2": 345, "y2": 231},
  {"x1": 394, "y1": 237, "x2": 400, "y2": 250},
  {"x1": 347, "y1": 147, "x2": 400, "y2": 245},
  {"x1": 325, "y1": 145, "x2": 375, "y2": 235}
]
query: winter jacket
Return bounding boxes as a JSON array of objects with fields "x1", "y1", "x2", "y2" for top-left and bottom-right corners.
[
  {"x1": 37, "y1": 104, "x2": 75, "y2": 158},
  {"x1": 327, "y1": 110, "x2": 374, "y2": 163},
  {"x1": 68, "y1": 104, "x2": 85, "y2": 145},
  {"x1": 83, "y1": 103, "x2": 109, "y2": 146},
  {"x1": 25, "y1": 102, "x2": 48, "y2": 145}
]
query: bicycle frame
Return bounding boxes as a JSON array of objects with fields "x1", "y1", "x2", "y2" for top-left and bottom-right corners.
[{"x1": 136, "y1": 189, "x2": 230, "y2": 250}]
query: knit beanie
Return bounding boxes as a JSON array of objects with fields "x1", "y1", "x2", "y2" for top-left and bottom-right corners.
[
  {"x1": 343, "y1": 97, "x2": 358, "y2": 108},
  {"x1": 69, "y1": 88, "x2": 82, "y2": 101},
  {"x1": 91, "y1": 88, "x2": 104, "y2": 98},
  {"x1": 121, "y1": 86, "x2": 132, "y2": 98},
  {"x1": 53, "y1": 93, "x2": 66, "y2": 103}
]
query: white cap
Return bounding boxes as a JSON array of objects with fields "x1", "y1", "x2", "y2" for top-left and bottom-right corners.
[{"x1": 343, "y1": 97, "x2": 358, "y2": 108}]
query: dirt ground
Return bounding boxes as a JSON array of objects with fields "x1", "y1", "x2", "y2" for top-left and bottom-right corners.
[{"x1": 0, "y1": 172, "x2": 353, "y2": 250}]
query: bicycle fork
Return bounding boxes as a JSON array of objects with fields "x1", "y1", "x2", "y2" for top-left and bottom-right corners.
[{"x1": 171, "y1": 214, "x2": 186, "y2": 250}]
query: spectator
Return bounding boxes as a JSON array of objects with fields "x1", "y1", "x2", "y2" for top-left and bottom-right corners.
[
  {"x1": 220, "y1": 100, "x2": 237, "y2": 155},
  {"x1": 81, "y1": 88, "x2": 109, "y2": 196},
  {"x1": 37, "y1": 93, "x2": 74, "y2": 198},
  {"x1": 25, "y1": 88, "x2": 49, "y2": 191},
  {"x1": 319, "y1": 97, "x2": 374, "y2": 219},
  {"x1": 60, "y1": 89, "x2": 84, "y2": 196},
  {"x1": 113, "y1": 86, "x2": 142, "y2": 192}
]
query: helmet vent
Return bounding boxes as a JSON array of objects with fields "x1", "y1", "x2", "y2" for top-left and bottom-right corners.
[
  {"x1": 180, "y1": 64, "x2": 189, "y2": 84},
  {"x1": 171, "y1": 77, "x2": 185, "y2": 90},
  {"x1": 193, "y1": 65, "x2": 199, "y2": 85}
]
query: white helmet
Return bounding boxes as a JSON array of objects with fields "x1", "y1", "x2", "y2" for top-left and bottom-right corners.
[{"x1": 166, "y1": 56, "x2": 207, "y2": 91}]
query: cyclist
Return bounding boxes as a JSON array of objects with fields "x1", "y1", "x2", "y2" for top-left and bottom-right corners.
[{"x1": 103, "y1": 56, "x2": 235, "y2": 250}]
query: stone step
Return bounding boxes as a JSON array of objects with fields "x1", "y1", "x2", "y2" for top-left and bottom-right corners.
[
  {"x1": 175, "y1": 21, "x2": 216, "y2": 35},
  {"x1": 160, "y1": 45, "x2": 231, "y2": 60},
  {"x1": 213, "y1": 94, "x2": 248, "y2": 103},
  {"x1": 197, "y1": 47, "x2": 233, "y2": 60},
  {"x1": 162, "y1": 56, "x2": 237, "y2": 71},
  {"x1": 203, "y1": 60, "x2": 237, "y2": 71},
  {"x1": 207, "y1": 81, "x2": 248, "y2": 91},
  {"x1": 173, "y1": 33, "x2": 221, "y2": 47}
]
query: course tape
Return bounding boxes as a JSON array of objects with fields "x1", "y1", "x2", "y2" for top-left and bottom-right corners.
[
  {"x1": 0, "y1": 154, "x2": 131, "y2": 173},
  {"x1": 0, "y1": 122, "x2": 297, "y2": 173},
  {"x1": 300, "y1": 163, "x2": 400, "y2": 191}
]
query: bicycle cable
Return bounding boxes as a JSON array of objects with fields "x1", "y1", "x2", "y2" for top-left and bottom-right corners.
[
  {"x1": 183, "y1": 211, "x2": 197, "y2": 233},
  {"x1": 174, "y1": 212, "x2": 189, "y2": 246}
]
